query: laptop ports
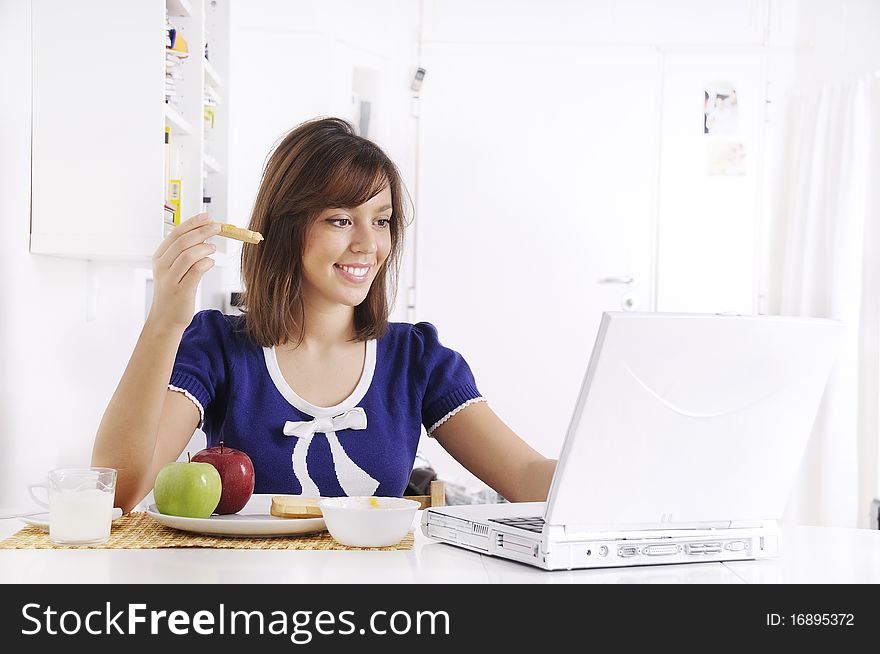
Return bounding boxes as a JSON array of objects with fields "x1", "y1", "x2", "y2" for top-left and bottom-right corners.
[
  {"x1": 618, "y1": 546, "x2": 639, "y2": 557},
  {"x1": 644, "y1": 544, "x2": 680, "y2": 556}
]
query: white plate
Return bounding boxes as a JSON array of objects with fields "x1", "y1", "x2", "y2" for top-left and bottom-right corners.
[
  {"x1": 145, "y1": 494, "x2": 326, "y2": 537},
  {"x1": 20, "y1": 508, "x2": 124, "y2": 531}
]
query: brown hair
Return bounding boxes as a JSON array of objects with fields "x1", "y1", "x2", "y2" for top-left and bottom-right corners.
[{"x1": 239, "y1": 117, "x2": 409, "y2": 347}]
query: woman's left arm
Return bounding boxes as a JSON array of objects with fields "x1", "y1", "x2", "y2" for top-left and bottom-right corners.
[{"x1": 431, "y1": 401, "x2": 557, "y2": 503}]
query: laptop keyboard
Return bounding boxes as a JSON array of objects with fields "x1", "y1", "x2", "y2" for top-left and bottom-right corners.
[{"x1": 488, "y1": 516, "x2": 545, "y2": 533}]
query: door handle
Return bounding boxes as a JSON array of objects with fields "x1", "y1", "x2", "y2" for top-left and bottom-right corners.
[{"x1": 597, "y1": 276, "x2": 634, "y2": 285}]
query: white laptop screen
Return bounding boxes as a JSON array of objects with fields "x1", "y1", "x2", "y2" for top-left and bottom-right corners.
[{"x1": 544, "y1": 312, "x2": 842, "y2": 531}]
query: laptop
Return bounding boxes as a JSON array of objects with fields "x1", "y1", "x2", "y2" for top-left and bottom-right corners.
[{"x1": 421, "y1": 312, "x2": 842, "y2": 570}]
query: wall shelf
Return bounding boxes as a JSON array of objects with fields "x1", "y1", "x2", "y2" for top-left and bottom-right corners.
[
  {"x1": 164, "y1": 103, "x2": 193, "y2": 135},
  {"x1": 166, "y1": 0, "x2": 192, "y2": 18},
  {"x1": 204, "y1": 56, "x2": 223, "y2": 89},
  {"x1": 203, "y1": 152, "x2": 221, "y2": 173}
]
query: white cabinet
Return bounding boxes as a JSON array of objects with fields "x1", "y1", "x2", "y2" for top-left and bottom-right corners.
[{"x1": 30, "y1": 0, "x2": 230, "y2": 264}]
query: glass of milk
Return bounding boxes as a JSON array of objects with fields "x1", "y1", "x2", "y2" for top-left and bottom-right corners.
[{"x1": 28, "y1": 468, "x2": 118, "y2": 545}]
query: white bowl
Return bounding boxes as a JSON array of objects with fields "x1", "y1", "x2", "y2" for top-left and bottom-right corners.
[{"x1": 318, "y1": 496, "x2": 420, "y2": 547}]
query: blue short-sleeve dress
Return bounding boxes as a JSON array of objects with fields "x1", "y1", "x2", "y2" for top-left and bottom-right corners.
[{"x1": 168, "y1": 310, "x2": 485, "y2": 497}]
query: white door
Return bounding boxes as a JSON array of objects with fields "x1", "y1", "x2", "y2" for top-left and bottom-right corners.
[{"x1": 415, "y1": 44, "x2": 661, "y2": 479}]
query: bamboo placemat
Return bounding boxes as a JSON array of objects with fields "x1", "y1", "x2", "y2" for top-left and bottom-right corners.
[{"x1": 0, "y1": 512, "x2": 414, "y2": 551}]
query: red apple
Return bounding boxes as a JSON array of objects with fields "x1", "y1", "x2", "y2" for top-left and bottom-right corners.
[{"x1": 191, "y1": 441, "x2": 255, "y2": 514}]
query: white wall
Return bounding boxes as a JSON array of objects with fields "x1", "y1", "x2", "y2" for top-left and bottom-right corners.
[
  {"x1": 411, "y1": 0, "x2": 784, "y2": 492},
  {"x1": 224, "y1": 0, "x2": 421, "y2": 320},
  {"x1": 654, "y1": 51, "x2": 766, "y2": 314},
  {"x1": 0, "y1": 1, "x2": 162, "y2": 509},
  {"x1": 420, "y1": 0, "x2": 767, "y2": 45}
]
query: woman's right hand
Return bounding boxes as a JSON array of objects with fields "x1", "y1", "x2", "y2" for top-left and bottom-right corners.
[{"x1": 146, "y1": 213, "x2": 221, "y2": 331}]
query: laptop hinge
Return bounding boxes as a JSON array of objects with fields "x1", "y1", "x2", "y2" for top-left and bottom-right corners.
[
  {"x1": 547, "y1": 525, "x2": 566, "y2": 540},
  {"x1": 728, "y1": 520, "x2": 766, "y2": 529},
  {"x1": 563, "y1": 521, "x2": 732, "y2": 535},
  {"x1": 557, "y1": 521, "x2": 774, "y2": 540}
]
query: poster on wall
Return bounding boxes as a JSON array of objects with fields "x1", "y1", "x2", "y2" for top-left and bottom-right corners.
[
  {"x1": 704, "y1": 84, "x2": 745, "y2": 176},
  {"x1": 706, "y1": 141, "x2": 746, "y2": 176},
  {"x1": 704, "y1": 86, "x2": 738, "y2": 134}
]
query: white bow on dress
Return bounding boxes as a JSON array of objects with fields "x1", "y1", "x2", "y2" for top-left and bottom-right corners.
[{"x1": 282, "y1": 407, "x2": 379, "y2": 497}]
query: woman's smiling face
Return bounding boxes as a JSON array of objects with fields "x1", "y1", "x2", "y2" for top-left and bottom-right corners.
[{"x1": 300, "y1": 185, "x2": 393, "y2": 309}]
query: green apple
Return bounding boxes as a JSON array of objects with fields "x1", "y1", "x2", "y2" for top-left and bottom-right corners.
[{"x1": 154, "y1": 458, "x2": 222, "y2": 518}]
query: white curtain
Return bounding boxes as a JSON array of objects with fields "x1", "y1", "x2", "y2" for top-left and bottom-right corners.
[{"x1": 778, "y1": 74, "x2": 880, "y2": 528}]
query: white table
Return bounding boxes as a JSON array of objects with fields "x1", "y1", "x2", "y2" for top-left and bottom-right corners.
[{"x1": 2, "y1": 514, "x2": 879, "y2": 583}]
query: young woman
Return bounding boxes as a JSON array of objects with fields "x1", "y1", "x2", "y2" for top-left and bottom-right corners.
[{"x1": 92, "y1": 117, "x2": 556, "y2": 513}]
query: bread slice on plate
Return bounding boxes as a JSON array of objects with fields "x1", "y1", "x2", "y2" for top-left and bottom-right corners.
[{"x1": 270, "y1": 496, "x2": 325, "y2": 518}]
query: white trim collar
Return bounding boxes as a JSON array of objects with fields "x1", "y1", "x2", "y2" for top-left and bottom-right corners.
[{"x1": 263, "y1": 340, "x2": 377, "y2": 418}]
